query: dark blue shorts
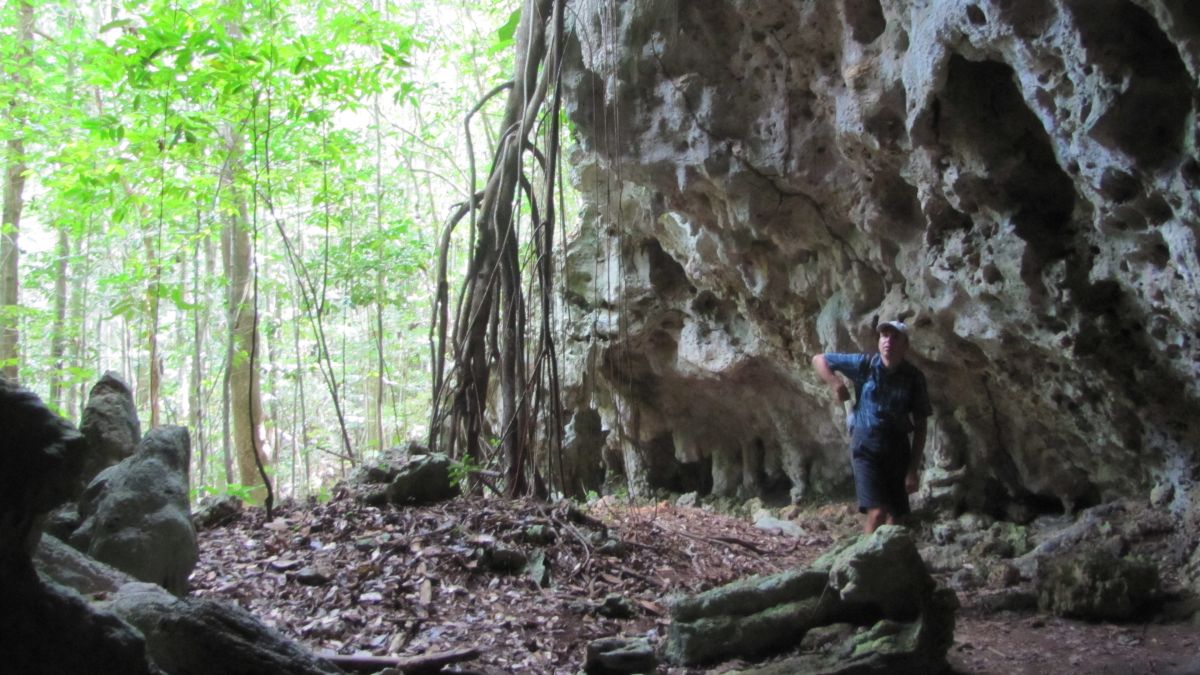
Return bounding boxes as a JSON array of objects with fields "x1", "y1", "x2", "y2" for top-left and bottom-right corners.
[{"x1": 851, "y1": 434, "x2": 912, "y2": 516}]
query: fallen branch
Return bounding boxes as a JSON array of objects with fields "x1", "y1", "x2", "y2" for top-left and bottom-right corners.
[
  {"x1": 652, "y1": 521, "x2": 767, "y2": 557},
  {"x1": 319, "y1": 648, "x2": 480, "y2": 673}
]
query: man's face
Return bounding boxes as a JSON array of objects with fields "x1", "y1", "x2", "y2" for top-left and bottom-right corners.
[{"x1": 878, "y1": 327, "x2": 908, "y2": 365}]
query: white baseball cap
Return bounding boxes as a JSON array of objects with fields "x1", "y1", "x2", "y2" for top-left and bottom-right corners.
[{"x1": 877, "y1": 320, "x2": 910, "y2": 337}]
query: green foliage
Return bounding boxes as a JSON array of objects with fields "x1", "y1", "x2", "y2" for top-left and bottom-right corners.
[
  {"x1": 449, "y1": 454, "x2": 481, "y2": 490},
  {"x1": 6, "y1": 0, "x2": 533, "y2": 501},
  {"x1": 195, "y1": 482, "x2": 256, "y2": 503},
  {"x1": 491, "y1": 9, "x2": 522, "y2": 55}
]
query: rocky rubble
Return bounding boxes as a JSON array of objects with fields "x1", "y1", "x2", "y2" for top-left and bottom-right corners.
[
  {"x1": 0, "y1": 378, "x2": 156, "y2": 675},
  {"x1": 0, "y1": 378, "x2": 344, "y2": 675}
]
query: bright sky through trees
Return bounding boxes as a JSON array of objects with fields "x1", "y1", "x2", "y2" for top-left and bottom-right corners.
[{"x1": 0, "y1": 0, "x2": 527, "y2": 501}]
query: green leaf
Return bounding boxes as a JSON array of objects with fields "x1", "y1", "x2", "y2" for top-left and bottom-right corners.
[{"x1": 496, "y1": 9, "x2": 521, "y2": 43}]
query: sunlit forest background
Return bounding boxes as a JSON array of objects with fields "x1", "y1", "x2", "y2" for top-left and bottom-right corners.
[{"x1": 0, "y1": 0, "x2": 564, "y2": 502}]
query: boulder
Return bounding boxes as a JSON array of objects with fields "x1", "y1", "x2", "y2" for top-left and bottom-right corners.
[
  {"x1": 1035, "y1": 546, "x2": 1160, "y2": 621},
  {"x1": 35, "y1": 533, "x2": 133, "y2": 596},
  {"x1": 584, "y1": 636, "x2": 657, "y2": 675},
  {"x1": 70, "y1": 426, "x2": 197, "y2": 596},
  {"x1": 1, "y1": 569, "x2": 157, "y2": 675},
  {"x1": 385, "y1": 453, "x2": 461, "y2": 506},
  {"x1": 348, "y1": 440, "x2": 430, "y2": 486},
  {"x1": 0, "y1": 378, "x2": 88, "y2": 558},
  {"x1": 665, "y1": 526, "x2": 956, "y2": 672},
  {"x1": 192, "y1": 494, "x2": 243, "y2": 530},
  {"x1": 35, "y1": 536, "x2": 341, "y2": 675},
  {"x1": 78, "y1": 371, "x2": 140, "y2": 489},
  {"x1": 0, "y1": 379, "x2": 155, "y2": 675},
  {"x1": 108, "y1": 582, "x2": 343, "y2": 675},
  {"x1": 42, "y1": 502, "x2": 82, "y2": 542}
]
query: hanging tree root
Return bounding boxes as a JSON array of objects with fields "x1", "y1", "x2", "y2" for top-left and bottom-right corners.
[{"x1": 429, "y1": 0, "x2": 567, "y2": 499}]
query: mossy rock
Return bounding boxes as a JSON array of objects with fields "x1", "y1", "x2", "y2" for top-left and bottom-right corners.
[{"x1": 1036, "y1": 547, "x2": 1159, "y2": 620}]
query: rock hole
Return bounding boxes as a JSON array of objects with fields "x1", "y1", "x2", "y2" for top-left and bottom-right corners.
[
  {"x1": 923, "y1": 196, "x2": 973, "y2": 246},
  {"x1": 1070, "y1": 0, "x2": 1192, "y2": 171},
  {"x1": 1140, "y1": 195, "x2": 1173, "y2": 225},
  {"x1": 993, "y1": 0, "x2": 1056, "y2": 38},
  {"x1": 1097, "y1": 168, "x2": 1140, "y2": 203},
  {"x1": 1181, "y1": 157, "x2": 1200, "y2": 188},
  {"x1": 864, "y1": 108, "x2": 906, "y2": 149},
  {"x1": 646, "y1": 239, "x2": 689, "y2": 297},
  {"x1": 937, "y1": 55, "x2": 1077, "y2": 261},
  {"x1": 966, "y1": 5, "x2": 986, "y2": 25},
  {"x1": 874, "y1": 172, "x2": 918, "y2": 223},
  {"x1": 842, "y1": 0, "x2": 886, "y2": 44}
]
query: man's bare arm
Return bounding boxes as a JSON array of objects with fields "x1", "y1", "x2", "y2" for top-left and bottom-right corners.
[{"x1": 811, "y1": 354, "x2": 849, "y2": 402}]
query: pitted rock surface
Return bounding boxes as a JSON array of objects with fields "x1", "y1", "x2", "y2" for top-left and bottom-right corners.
[
  {"x1": 665, "y1": 525, "x2": 956, "y2": 671},
  {"x1": 70, "y1": 426, "x2": 197, "y2": 596},
  {"x1": 79, "y1": 371, "x2": 141, "y2": 489},
  {"x1": 0, "y1": 378, "x2": 87, "y2": 558},
  {"x1": 557, "y1": 0, "x2": 1200, "y2": 526}
]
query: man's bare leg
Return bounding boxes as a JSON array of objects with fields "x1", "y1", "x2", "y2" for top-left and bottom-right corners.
[{"x1": 864, "y1": 507, "x2": 887, "y2": 533}]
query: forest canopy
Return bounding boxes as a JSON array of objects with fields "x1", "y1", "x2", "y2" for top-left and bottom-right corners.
[{"x1": 0, "y1": 0, "x2": 560, "y2": 503}]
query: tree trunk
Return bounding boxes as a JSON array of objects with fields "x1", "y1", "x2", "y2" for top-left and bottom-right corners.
[
  {"x1": 144, "y1": 230, "x2": 161, "y2": 428},
  {"x1": 220, "y1": 251, "x2": 234, "y2": 487},
  {"x1": 190, "y1": 210, "x2": 208, "y2": 489},
  {"x1": 0, "y1": 0, "x2": 33, "y2": 382},
  {"x1": 265, "y1": 284, "x2": 282, "y2": 470},
  {"x1": 370, "y1": 93, "x2": 386, "y2": 453},
  {"x1": 221, "y1": 127, "x2": 268, "y2": 502},
  {"x1": 433, "y1": 0, "x2": 558, "y2": 497},
  {"x1": 67, "y1": 227, "x2": 89, "y2": 419},
  {"x1": 49, "y1": 227, "x2": 69, "y2": 407},
  {"x1": 292, "y1": 286, "x2": 308, "y2": 498}
]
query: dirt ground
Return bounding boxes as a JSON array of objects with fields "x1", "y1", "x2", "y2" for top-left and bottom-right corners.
[{"x1": 189, "y1": 490, "x2": 1199, "y2": 674}]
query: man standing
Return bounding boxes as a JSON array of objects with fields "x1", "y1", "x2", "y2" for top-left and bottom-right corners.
[{"x1": 812, "y1": 321, "x2": 932, "y2": 533}]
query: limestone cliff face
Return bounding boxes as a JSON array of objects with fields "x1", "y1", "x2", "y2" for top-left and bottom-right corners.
[{"x1": 556, "y1": 0, "x2": 1200, "y2": 518}]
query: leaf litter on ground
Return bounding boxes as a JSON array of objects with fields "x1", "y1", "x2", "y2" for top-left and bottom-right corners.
[{"x1": 189, "y1": 486, "x2": 833, "y2": 674}]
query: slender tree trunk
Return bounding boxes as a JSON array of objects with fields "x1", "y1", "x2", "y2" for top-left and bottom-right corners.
[
  {"x1": 67, "y1": 227, "x2": 89, "y2": 419},
  {"x1": 49, "y1": 4, "x2": 80, "y2": 408},
  {"x1": 221, "y1": 126, "x2": 268, "y2": 501},
  {"x1": 292, "y1": 286, "x2": 307, "y2": 497},
  {"x1": 265, "y1": 285, "x2": 282, "y2": 470},
  {"x1": 220, "y1": 231, "x2": 234, "y2": 486},
  {"x1": 190, "y1": 209, "x2": 208, "y2": 489},
  {"x1": 0, "y1": 0, "x2": 33, "y2": 382},
  {"x1": 370, "y1": 93, "x2": 386, "y2": 452},
  {"x1": 144, "y1": 231, "x2": 161, "y2": 427},
  {"x1": 227, "y1": 193, "x2": 267, "y2": 499},
  {"x1": 49, "y1": 226, "x2": 69, "y2": 406}
]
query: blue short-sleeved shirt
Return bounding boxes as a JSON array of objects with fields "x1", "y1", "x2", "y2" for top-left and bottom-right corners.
[{"x1": 823, "y1": 353, "x2": 932, "y2": 450}]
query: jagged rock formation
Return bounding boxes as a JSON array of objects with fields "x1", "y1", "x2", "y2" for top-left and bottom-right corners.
[
  {"x1": 69, "y1": 426, "x2": 198, "y2": 596},
  {"x1": 557, "y1": 0, "x2": 1200, "y2": 528},
  {"x1": 2, "y1": 379, "x2": 344, "y2": 674},
  {"x1": 36, "y1": 535, "x2": 343, "y2": 675},
  {"x1": 0, "y1": 379, "x2": 157, "y2": 675},
  {"x1": 79, "y1": 371, "x2": 141, "y2": 490}
]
